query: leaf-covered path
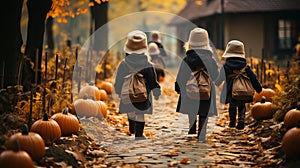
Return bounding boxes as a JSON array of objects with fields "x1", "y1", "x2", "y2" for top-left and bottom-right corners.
[{"x1": 79, "y1": 72, "x2": 284, "y2": 168}]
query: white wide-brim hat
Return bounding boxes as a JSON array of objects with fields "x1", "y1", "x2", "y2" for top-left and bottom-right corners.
[
  {"x1": 148, "y1": 42, "x2": 160, "y2": 55},
  {"x1": 222, "y1": 40, "x2": 246, "y2": 59},
  {"x1": 187, "y1": 27, "x2": 212, "y2": 52},
  {"x1": 124, "y1": 30, "x2": 148, "y2": 54}
]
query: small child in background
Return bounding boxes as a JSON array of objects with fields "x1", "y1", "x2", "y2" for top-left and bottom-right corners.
[
  {"x1": 148, "y1": 43, "x2": 166, "y2": 82},
  {"x1": 215, "y1": 40, "x2": 262, "y2": 130}
]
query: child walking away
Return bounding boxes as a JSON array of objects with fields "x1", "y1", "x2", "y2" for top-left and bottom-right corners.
[
  {"x1": 215, "y1": 40, "x2": 262, "y2": 130},
  {"x1": 148, "y1": 30, "x2": 167, "y2": 58},
  {"x1": 114, "y1": 30, "x2": 161, "y2": 140},
  {"x1": 175, "y1": 28, "x2": 219, "y2": 141},
  {"x1": 148, "y1": 43, "x2": 166, "y2": 82}
]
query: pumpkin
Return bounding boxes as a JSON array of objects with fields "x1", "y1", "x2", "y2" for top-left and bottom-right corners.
[
  {"x1": 73, "y1": 95, "x2": 98, "y2": 117},
  {"x1": 284, "y1": 105, "x2": 300, "y2": 129},
  {"x1": 251, "y1": 96, "x2": 276, "y2": 120},
  {"x1": 78, "y1": 81, "x2": 101, "y2": 100},
  {"x1": 254, "y1": 88, "x2": 275, "y2": 102},
  {"x1": 99, "y1": 89, "x2": 108, "y2": 101},
  {"x1": 158, "y1": 76, "x2": 164, "y2": 83},
  {"x1": 5, "y1": 124, "x2": 45, "y2": 161},
  {"x1": 282, "y1": 120, "x2": 300, "y2": 159},
  {"x1": 98, "y1": 81, "x2": 114, "y2": 94},
  {"x1": 30, "y1": 112, "x2": 61, "y2": 146},
  {"x1": 0, "y1": 141, "x2": 35, "y2": 168},
  {"x1": 96, "y1": 100, "x2": 108, "y2": 118},
  {"x1": 51, "y1": 107, "x2": 80, "y2": 136}
]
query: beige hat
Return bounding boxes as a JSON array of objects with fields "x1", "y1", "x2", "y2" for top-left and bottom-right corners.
[
  {"x1": 124, "y1": 30, "x2": 148, "y2": 54},
  {"x1": 148, "y1": 42, "x2": 160, "y2": 55},
  {"x1": 222, "y1": 40, "x2": 246, "y2": 59},
  {"x1": 150, "y1": 30, "x2": 161, "y2": 43},
  {"x1": 187, "y1": 28, "x2": 212, "y2": 51}
]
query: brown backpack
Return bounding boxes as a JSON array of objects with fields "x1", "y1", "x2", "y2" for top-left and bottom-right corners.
[
  {"x1": 186, "y1": 68, "x2": 211, "y2": 100},
  {"x1": 230, "y1": 66, "x2": 255, "y2": 101},
  {"x1": 121, "y1": 61, "x2": 148, "y2": 104}
]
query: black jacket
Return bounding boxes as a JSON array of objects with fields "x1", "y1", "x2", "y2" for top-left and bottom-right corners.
[
  {"x1": 175, "y1": 49, "x2": 219, "y2": 116},
  {"x1": 114, "y1": 53, "x2": 161, "y2": 114},
  {"x1": 215, "y1": 57, "x2": 262, "y2": 104}
]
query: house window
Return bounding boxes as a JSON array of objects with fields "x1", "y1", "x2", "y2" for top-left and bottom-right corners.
[{"x1": 278, "y1": 19, "x2": 293, "y2": 49}]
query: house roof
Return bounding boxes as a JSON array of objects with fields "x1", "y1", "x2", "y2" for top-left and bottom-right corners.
[{"x1": 170, "y1": 0, "x2": 300, "y2": 25}]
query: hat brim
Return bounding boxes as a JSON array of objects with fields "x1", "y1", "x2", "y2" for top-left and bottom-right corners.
[
  {"x1": 124, "y1": 47, "x2": 148, "y2": 55},
  {"x1": 222, "y1": 53, "x2": 246, "y2": 59}
]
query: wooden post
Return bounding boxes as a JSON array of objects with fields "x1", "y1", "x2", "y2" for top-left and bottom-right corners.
[
  {"x1": 55, "y1": 54, "x2": 58, "y2": 80},
  {"x1": 277, "y1": 65, "x2": 280, "y2": 84},
  {"x1": 28, "y1": 88, "x2": 33, "y2": 127},
  {"x1": 78, "y1": 67, "x2": 82, "y2": 93},
  {"x1": 286, "y1": 60, "x2": 290, "y2": 82},
  {"x1": 260, "y1": 48, "x2": 264, "y2": 85},
  {"x1": 42, "y1": 52, "x2": 48, "y2": 113},
  {"x1": 35, "y1": 49, "x2": 39, "y2": 86}
]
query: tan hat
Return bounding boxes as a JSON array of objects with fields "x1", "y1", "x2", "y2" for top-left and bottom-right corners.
[
  {"x1": 187, "y1": 28, "x2": 212, "y2": 51},
  {"x1": 148, "y1": 42, "x2": 160, "y2": 55},
  {"x1": 222, "y1": 40, "x2": 246, "y2": 59},
  {"x1": 124, "y1": 30, "x2": 148, "y2": 54},
  {"x1": 150, "y1": 30, "x2": 161, "y2": 43}
]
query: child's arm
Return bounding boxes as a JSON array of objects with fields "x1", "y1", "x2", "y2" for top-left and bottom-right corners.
[
  {"x1": 215, "y1": 66, "x2": 225, "y2": 86},
  {"x1": 144, "y1": 64, "x2": 161, "y2": 99},
  {"x1": 246, "y1": 66, "x2": 262, "y2": 93},
  {"x1": 113, "y1": 62, "x2": 125, "y2": 96}
]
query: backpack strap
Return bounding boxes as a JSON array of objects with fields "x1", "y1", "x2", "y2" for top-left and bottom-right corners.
[{"x1": 228, "y1": 65, "x2": 247, "y2": 78}]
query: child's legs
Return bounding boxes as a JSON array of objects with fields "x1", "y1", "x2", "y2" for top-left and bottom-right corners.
[
  {"x1": 237, "y1": 103, "x2": 246, "y2": 122},
  {"x1": 228, "y1": 103, "x2": 237, "y2": 127},
  {"x1": 127, "y1": 112, "x2": 145, "y2": 122},
  {"x1": 188, "y1": 113, "x2": 197, "y2": 134}
]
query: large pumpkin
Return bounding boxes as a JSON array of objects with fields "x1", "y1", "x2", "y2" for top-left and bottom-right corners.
[
  {"x1": 0, "y1": 141, "x2": 35, "y2": 168},
  {"x1": 284, "y1": 106, "x2": 300, "y2": 129},
  {"x1": 254, "y1": 88, "x2": 275, "y2": 102},
  {"x1": 30, "y1": 112, "x2": 61, "y2": 146},
  {"x1": 98, "y1": 81, "x2": 114, "y2": 94},
  {"x1": 78, "y1": 82, "x2": 101, "y2": 100},
  {"x1": 282, "y1": 120, "x2": 300, "y2": 159},
  {"x1": 51, "y1": 107, "x2": 80, "y2": 136},
  {"x1": 73, "y1": 95, "x2": 98, "y2": 117},
  {"x1": 96, "y1": 100, "x2": 108, "y2": 118},
  {"x1": 5, "y1": 124, "x2": 45, "y2": 161},
  {"x1": 251, "y1": 96, "x2": 276, "y2": 120}
]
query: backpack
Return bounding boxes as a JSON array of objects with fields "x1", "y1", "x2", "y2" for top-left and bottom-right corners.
[
  {"x1": 186, "y1": 68, "x2": 211, "y2": 100},
  {"x1": 120, "y1": 61, "x2": 148, "y2": 104},
  {"x1": 230, "y1": 66, "x2": 255, "y2": 101}
]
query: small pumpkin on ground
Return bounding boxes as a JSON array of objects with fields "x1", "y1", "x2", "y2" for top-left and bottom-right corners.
[
  {"x1": 0, "y1": 140, "x2": 35, "y2": 168},
  {"x1": 78, "y1": 81, "x2": 101, "y2": 100},
  {"x1": 30, "y1": 112, "x2": 61, "y2": 146},
  {"x1": 51, "y1": 107, "x2": 80, "y2": 136},
  {"x1": 284, "y1": 105, "x2": 300, "y2": 129},
  {"x1": 5, "y1": 124, "x2": 45, "y2": 161},
  {"x1": 251, "y1": 96, "x2": 276, "y2": 120},
  {"x1": 282, "y1": 120, "x2": 300, "y2": 159},
  {"x1": 73, "y1": 95, "x2": 98, "y2": 117},
  {"x1": 254, "y1": 88, "x2": 275, "y2": 102},
  {"x1": 96, "y1": 100, "x2": 108, "y2": 118},
  {"x1": 98, "y1": 81, "x2": 114, "y2": 94}
]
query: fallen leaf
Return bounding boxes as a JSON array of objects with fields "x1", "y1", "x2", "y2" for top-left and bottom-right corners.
[{"x1": 180, "y1": 158, "x2": 190, "y2": 164}]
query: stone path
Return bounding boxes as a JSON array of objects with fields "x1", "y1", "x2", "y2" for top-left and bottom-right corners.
[{"x1": 80, "y1": 71, "x2": 282, "y2": 167}]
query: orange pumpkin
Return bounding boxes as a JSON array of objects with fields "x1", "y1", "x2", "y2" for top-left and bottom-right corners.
[
  {"x1": 158, "y1": 76, "x2": 164, "y2": 83},
  {"x1": 5, "y1": 124, "x2": 45, "y2": 161},
  {"x1": 30, "y1": 112, "x2": 61, "y2": 146},
  {"x1": 254, "y1": 88, "x2": 275, "y2": 102},
  {"x1": 51, "y1": 107, "x2": 80, "y2": 136},
  {"x1": 96, "y1": 100, "x2": 108, "y2": 118},
  {"x1": 79, "y1": 82, "x2": 101, "y2": 100},
  {"x1": 282, "y1": 120, "x2": 300, "y2": 159},
  {"x1": 99, "y1": 89, "x2": 108, "y2": 101},
  {"x1": 251, "y1": 96, "x2": 276, "y2": 120},
  {"x1": 73, "y1": 95, "x2": 98, "y2": 117},
  {"x1": 0, "y1": 141, "x2": 35, "y2": 168},
  {"x1": 284, "y1": 106, "x2": 300, "y2": 129},
  {"x1": 99, "y1": 81, "x2": 114, "y2": 94}
]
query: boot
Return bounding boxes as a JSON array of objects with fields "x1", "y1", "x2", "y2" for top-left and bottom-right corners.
[
  {"x1": 188, "y1": 121, "x2": 197, "y2": 134},
  {"x1": 135, "y1": 121, "x2": 146, "y2": 140},
  {"x1": 128, "y1": 118, "x2": 135, "y2": 135},
  {"x1": 236, "y1": 105, "x2": 246, "y2": 130},
  {"x1": 228, "y1": 106, "x2": 237, "y2": 128},
  {"x1": 198, "y1": 118, "x2": 207, "y2": 142}
]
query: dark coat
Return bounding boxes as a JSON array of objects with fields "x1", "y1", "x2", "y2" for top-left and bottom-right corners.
[
  {"x1": 215, "y1": 57, "x2": 262, "y2": 104},
  {"x1": 175, "y1": 49, "x2": 219, "y2": 117},
  {"x1": 148, "y1": 41, "x2": 167, "y2": 57},
  {"x1": 114, "y1": 53, "x2": 161, "y2": 114}
]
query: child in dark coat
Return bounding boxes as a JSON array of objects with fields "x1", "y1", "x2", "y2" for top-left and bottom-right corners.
[
  {"x1": 175, "y1": 28, "x2": 219, "y2": 141},
  {"x1": 114, "y1": 30, "x2": 161, "y2": 140},
  {"x1": 215, "y1": 40, "x2": 262, "y2": 130},
  {"x1": 148, "y1": 42, "x2": 166, "y2": 82}
]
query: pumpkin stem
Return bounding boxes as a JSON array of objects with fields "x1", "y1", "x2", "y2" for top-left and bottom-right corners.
[
  {"x1": 261, "y1": 96, "x2": 266, "y2": 103},
  {"x1": 89, "y1": 81, "x2": 95, "y2": 86},
  {"x1": 91, "y1": 96, "x2": 95, "y2": 101},
  {"x1": 43, "y1": 112, "x2": 49, "y2": 121},
  {"x1": 21, "y1": 124, "x2": 29, "y2": 135},
  {"x1": 297, "y1": 120, "x2": 300, "y2": 128},
  {"x1": 83, "y1": 94, "x2": 88, "y2": 99},
  {"x1": 63, "y1": 107, "x2": 69, "y2": 115}
]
